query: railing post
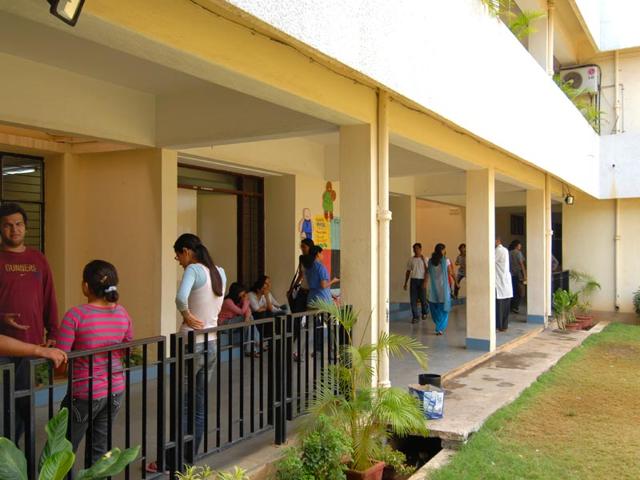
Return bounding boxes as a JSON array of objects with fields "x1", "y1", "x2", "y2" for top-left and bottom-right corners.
[
  {"x1": 25, "y1": 360, "x2": 36, "y2": 480},
  {"x1": 156, "y1": 338, "x2": 166, "y2": 475},
  {"x1": 1, "y1": 363, "x2": 15, "y2": 440},
  {"x1": 274, "y1": 315, "x2": 287, "y2": 444},
  {"x1": 285, "y1": 313, "x2": 293, "y2": 421}
]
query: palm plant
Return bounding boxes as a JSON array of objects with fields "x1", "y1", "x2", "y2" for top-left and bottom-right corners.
[
  {"x1": 553, "y1": 289, "x2": 579, "y2": 330},
  {"x1": 569, "y1": 271, "x2": 601, "y2": 314},
  {"x1": 307, "y1": 301, "x2": 429, "y2": 473},
  {"x1": 480, "y1": 0, "x2": 545, "y2": 40}
]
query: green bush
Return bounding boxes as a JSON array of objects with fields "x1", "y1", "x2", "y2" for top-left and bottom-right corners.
[
  {"x1": 633, "y1": 288, "x2": 640, "y2": 316},
  {"x1": 378, "y1": 445, "x2": 416, "y2": 477},
  {"x1": 275, "y1": 415, "x2": 351, "y2": 480}
]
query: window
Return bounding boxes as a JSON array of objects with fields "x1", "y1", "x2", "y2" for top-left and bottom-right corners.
[
  {"x1": 0, "y1": 153, "x2": 44, "y2": 251},
  {"x1": 510, "y1": 214, "x2": 525, "y2": 236}
]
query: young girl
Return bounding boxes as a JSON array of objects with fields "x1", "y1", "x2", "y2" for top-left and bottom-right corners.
[
  {"x1": 219, "y1": 282, "x2": 261, "y2": 357},
  {"x1": 58, "y1": 260, "x2": 133, "y2": 466}
]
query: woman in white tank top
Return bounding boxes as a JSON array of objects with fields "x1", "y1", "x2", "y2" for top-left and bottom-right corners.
[{"x1": 173, "y1": 233, "x2": 226, "y2": 454}]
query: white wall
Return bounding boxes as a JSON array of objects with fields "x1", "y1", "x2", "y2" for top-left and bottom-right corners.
[{"x1": 227, "y1": 0, "x2": 601, "y2": 196}]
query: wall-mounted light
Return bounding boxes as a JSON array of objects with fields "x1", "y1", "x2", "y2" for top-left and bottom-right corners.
[
  {"x1": 562, "y1": 183, "x2": 575, "y2": 206},
  {"x1": 47, "y1": 0, "x2": 85, "y2": 26}
]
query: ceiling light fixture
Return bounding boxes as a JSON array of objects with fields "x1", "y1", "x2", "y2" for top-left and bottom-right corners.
[{"x1": 47, "y1": 0, "x2": 85, "y2": 27}]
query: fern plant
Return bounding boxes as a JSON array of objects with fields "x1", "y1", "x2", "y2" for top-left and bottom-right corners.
[
  {"x1": 307, "y1": 301, "x2": 429, "y2": 472},
  {"x1": 0, "y1": 408, "x2": 139, "y2": 480}
]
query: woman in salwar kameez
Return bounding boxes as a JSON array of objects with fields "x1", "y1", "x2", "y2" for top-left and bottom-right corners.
[{"x1": 427, "y1": 243, "x2": 454, "y2": 335}]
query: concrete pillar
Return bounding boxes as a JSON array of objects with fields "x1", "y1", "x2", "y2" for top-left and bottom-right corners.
[
  {"x1": 524, "y1": 0, "x2": 554, "y2": 75},
  {"x1": 377, "y1": 91, "x2": 391, "y2": 387},
  {"x1": 340, "y1": 124, "x2": 378, "y2": 361},
  {"x1": 389, "y1": 194, "x2": 415, "y2": 305},
  {"x1": 526, "y1": 189, "x2": 546, "y2": 324},
  {"x1": 160, "y1": 149, "x2": 178, "y2": 337},
  {"x1": 465, "y1": 169, "x2": 496, "y2": 351},
  {"x1": 544, "y1": 175, "x2": 553, "y2": 319}
]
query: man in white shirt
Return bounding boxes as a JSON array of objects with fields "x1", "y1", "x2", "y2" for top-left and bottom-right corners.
[
  {"x1": 495, "y1": 237, "x2": 513, "y2": 332},
  {"x1": 403, "y1": 243, "x2": 429, "y2": 323}
]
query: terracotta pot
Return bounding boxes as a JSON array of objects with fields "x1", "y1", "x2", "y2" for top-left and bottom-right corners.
[
  {"x1": 565, "y1": 322, "x2": 582, "y2": 331},
  {"x1": 575, "y1": 314, "x2": 594, "y2": 329},
  {"x1": 346, "y1": 461, "x2": 386, "y2": 480}
]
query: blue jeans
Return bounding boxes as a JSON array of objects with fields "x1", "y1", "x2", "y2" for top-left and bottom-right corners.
[
  {"x1": 189, "y1": 341, "x2": 216, "y2": 454},
  {"x1": 410, "y1": 278, "x2": 429, "y2": 319}
]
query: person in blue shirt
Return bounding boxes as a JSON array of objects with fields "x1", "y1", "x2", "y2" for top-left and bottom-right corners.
[{"x1": 302, "y1": 246, "x2": 338, "y2": 307}]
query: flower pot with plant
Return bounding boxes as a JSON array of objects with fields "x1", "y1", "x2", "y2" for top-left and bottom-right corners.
[{"x1": 306, "y1": 301, "x2": 429, "y2": 480}]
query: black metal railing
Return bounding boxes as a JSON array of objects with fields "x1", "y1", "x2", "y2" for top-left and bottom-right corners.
[
  {"x1": 552, "y1": 270, "x2": 570, "y2": 296},
  {"x1": 0, "y1": 310, "x2": 347, "y2": 479}
]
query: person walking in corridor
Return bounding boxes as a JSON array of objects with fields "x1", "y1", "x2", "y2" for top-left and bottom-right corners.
[
  {"x1": 403, "y1": 243, "x2": 429, "y2": 323},
  {"x1": 495, "y1": 237, "x2": 513, "y2": 332},
  {"x1": 426, "y1": 243, "x2": 453, "y2": 335},
  {"x1": 454, "y1": 243, "x2": 466, "y2": 299},
  {"x1": 509, "y1": 239, "x2": 527, "y2": 314}
]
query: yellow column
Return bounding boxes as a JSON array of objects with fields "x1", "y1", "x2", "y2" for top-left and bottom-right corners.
[
  {"x1": 377, "y1": 91, "x2": 391, "y2": 388},
  {"x1": 544, "y1": 174, "x2": 553, "y2": 318},
  {"x1": 340, "y1": 124, "x2": 378, "y2": 365},
  {"x1": 465, "y1": 168, "x2": 496, "y2": 351},
  {"x1": 160, "y1": 149, "x2": 178, "y2": 337},
  {"x1": 526, "y1": 189, "x2": 546, "y2": 324}
]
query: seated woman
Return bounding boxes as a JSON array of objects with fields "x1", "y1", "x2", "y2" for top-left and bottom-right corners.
[
  {"x1": 248, "y1": 275, "x2": 287, "y2": 319},
  {"x1": 219, "y1": 282, "x2": 261, "y2": 357}
]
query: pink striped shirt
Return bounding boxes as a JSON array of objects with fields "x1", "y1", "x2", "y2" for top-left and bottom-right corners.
[{"x1": 57, "y1": 304, "x2": 133, "y2": 400}]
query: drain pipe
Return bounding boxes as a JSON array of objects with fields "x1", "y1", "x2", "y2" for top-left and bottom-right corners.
[
  {"x1": 614, "y1": 199, "x2": 621, "y2": 311},
  {"x1": 613, "y1": 52, "x2": 621, "y2": 311}
]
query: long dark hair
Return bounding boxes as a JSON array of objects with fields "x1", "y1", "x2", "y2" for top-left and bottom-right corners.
[
  {"x1": 226, "y1": 282, "x2": 246, "y2": 305},
  {"x1": 302, "y1": 245, "x2": 323, "y2": 269},
  {"x1": 83, "y1": 259, "x2": 120, "y2": 303},
  {"x1": 174, "y1": 233, "x2": 223, "y2": 296},
  {"x1": 430, "y1": 243, "x2": 446, "y2": 267},
  {"x1": 251, "y1": 275, "x2": 269, "y2": 293}
]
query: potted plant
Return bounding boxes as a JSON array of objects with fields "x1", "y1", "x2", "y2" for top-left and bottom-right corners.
[
  {"x1": 379, "y1": 445, "x2": 415, "y2": 480},
  {"x1": 570, "y1": 271, "x2": 601, "y2": 329},
  {"x1": 307, "y1": 301, "x2": 429, "y2": 480},
  {"x1": 176, "y1": 466, "x2": 250, "y2": 480},
  {"x1": 633, "y1": 287, "x2": 640, "y2": 316},
  {"x1": 274, "y1": 415, "x2": 351, "y2": 480}
]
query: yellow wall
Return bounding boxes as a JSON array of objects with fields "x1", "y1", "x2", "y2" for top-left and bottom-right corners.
[
  {"x1": 562, "y1": 191, "x2": 616, "y2": 311},
  {"x1": 46, "y1": 148, "x2": 173, "y2": 339},
  {"x1": 265, "y1": 175, "x2": 297, "y2": 302},
  {"x1": 390, "y1": 194, "x2": 414, "y2": 303},
  {"x1": 197, "y1": 192, "x2": 238, "y2": 286}
]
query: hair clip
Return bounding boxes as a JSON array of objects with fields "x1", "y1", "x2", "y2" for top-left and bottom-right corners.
[{"x1": 104, "y1": 286, "x2": 118, "y2": 293}]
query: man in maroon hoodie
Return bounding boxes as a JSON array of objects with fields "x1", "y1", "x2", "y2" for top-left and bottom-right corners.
[{"x1": 0, "y1": 202, "x2": 58, "y2": 440}]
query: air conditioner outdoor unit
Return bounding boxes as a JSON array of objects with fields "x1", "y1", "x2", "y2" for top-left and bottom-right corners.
[{"x1": 560, "y1": 65, "x2": 600, "y2": 94}]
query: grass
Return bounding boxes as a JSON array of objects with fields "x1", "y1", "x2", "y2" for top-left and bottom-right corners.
[{"x1": 432, "y1": 323, "x2": 640, "y2": 480}]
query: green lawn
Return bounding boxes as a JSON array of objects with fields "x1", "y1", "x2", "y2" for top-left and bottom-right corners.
[{"x1": 431, "y1": 323, "x2": 640, "y2": 480}]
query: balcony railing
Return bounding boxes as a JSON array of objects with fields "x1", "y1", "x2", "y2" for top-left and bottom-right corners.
[{"x1": 0, "y1": 310, "x2": 347, "y2": 479}]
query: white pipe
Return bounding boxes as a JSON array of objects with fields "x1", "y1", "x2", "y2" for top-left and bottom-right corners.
[
  {"x1": 377, "y1": 90, "x2": 391, "y2": 388},
  {"x1": 546, "y1": 1, "x2": 555, "y2": 75},
  {"x1": 614, "y1": 50, "x2": 621, "y2": 134},
  {"x1": 614, "y1": 199, "x2": 621, "y2": 310}
]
